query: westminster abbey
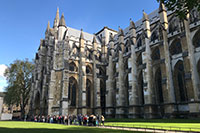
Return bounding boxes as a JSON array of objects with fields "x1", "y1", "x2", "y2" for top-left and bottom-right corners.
[{"x1": 29, "y1": 3, "x2": 200, "y2": 118}]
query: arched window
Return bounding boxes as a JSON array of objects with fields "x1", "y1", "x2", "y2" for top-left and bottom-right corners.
[
  {"x1": 34, "y1": 92, "x2": 40, "y2": 115},
  {"x1": 197, "y1": 59, "x2": 200, "y2": 82},
  {"x1": 138, "y1": 71, "x2": 144, "y2": 105},
  {"x1": 155, "y1": 68, "x2": 164, "y2": 103},
  {"x1": 168, "y1": 17, "x2": 179, "y2": 33},
  {"x1": 69, "y1": 62, "x2": 78, "y2": 72},
  {"x1": 173, "y1": 60, "x2": 187, "y2": 102},
  {"x1": 86, "y1": 79, "x2": 91, "y2": 107},
  {"x1": 100, "y1": 79, "x2": 106, "y2": 115},
  {"x1": 192, "y1": 29, "x2": 200, "y2": 48},
  {"x1": 169, "y1": 39, "x2": 182, "y2": 55},
  {"x1": 152, "y1": 47, "x2": 160, "y2": 61},
  {"x1": 137, "y1": 53, "x2": 142, "y2": 66},
  {"x1": 86, "y1": 65, "x2": 92, "y2": 74},
  {"x1": 151, "y1": 30, "x2": 158, "y2": 42},
  {"x1": 137, "y1": 38, "x2": 142, "y2": 48},
  {"x1": 68, "y1": 77, "x2": 77, "y2": 106}
]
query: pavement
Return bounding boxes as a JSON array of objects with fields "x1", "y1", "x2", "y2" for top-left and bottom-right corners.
[{"x1": 96, "y1": 125, "x2": 196, "y2": 133}]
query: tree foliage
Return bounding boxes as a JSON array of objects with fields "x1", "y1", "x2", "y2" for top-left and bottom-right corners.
[
  {"x1": 157, "y1": 0, "x2": 200, "y2": 19},
  {"x1": 4, "y1": 59, "x2": 34, "y2": 119}
]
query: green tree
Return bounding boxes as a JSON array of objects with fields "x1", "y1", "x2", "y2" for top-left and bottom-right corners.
[
  {"x1": 4, "y1": 59, "x2": 34, "y2": 119},
  {"x1": 157, "y1": 0, "x2": 200, "y2": 19}
]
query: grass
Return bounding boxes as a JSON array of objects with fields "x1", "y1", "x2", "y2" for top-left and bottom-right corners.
[
  {"x1": 0, "y1": 121, "x2": 136, "y2": 133},
  {"x1": 105, "y1": 119, "x2": 200, "y2": 132}
]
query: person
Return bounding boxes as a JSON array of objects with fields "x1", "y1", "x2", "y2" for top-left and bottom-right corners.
[
  {"x1": 96, "y1": 115, "x2": 100, "y2": 126},
  {"x1": 93, "y1": 115, "x2": 96, "y2": 126},
  {"x1": 83, "y1": 115, "x2": 87, "y2": 126},
  {"x1": 50, "y1": 116, "x2": 53, "y2": 123},
  {"x1": 101, "y1": 115, "x2": 105, "y2": 126}
]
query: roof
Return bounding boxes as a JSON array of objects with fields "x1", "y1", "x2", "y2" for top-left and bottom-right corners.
[{"x1": 66, "y1": 27, "x2": 100, "y2": 43}]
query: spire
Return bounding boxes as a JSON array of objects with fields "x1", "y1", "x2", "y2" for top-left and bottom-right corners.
[
  {"x1": 80, "y1": 29, "x2": 84, "y2": 39},
  {"x1": 59, "y1": 13, "x2": 66, "y2": 27},
  {"x1": 159, "y1": 2, "x2": 166, "y2": 13},
  {"x1": 92, "y1": 34, "x2": 97, "y2": 43},
  {"x1": 56, "y1": 7, "x2": 59, "y2": 20},
  {"x1": 129, "y1": 18, "x2": 136, "y2": 30},
  {"x1": 45, "y1": 21, "x2": 50, "y2": 34},
  {"x1": 118, "y1": 26, "x2": 124, "y2": 36},
  {"x1": 142, "y1": 10, "x2": 149, "y2": 22}
]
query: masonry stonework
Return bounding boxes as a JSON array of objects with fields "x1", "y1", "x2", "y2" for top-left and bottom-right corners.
[{"x1": 30, "y1": 4, "x2": 200, "y2": 118}]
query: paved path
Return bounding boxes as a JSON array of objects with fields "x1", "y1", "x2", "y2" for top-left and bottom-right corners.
[{"x1": 96, "y1": 126, "x2": 195, "y2": 133}]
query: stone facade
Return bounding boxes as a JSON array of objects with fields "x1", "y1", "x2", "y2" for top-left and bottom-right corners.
[{"x1": 30, "y1": 4, "x2": 200, "y2": 118}]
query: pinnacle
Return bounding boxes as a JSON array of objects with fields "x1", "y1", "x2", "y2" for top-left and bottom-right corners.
[
  {"x1": 159, "y1": 2, "x2": 166, "y2": 13},
  {"x1": 118, "y1": 26, "x2": 124, "y2": 36},
  {"x1": 45, "y1": 21, "x2": 50, "y2": 33},
  {"x1": 142, "y1": 11, "x2": 149, "y2": 22},
  {"x1": 129, "y1": 19, "x2": 135, "y2": 29},
  {"x1": 80, "y1": 29, "x2": 84, "y2": 39},
  {"x1": 56, "y1": 7, "x2": 59, "y2": 20},
  {"x1": 59, "y1": 13, "x2": 66, "y2": 27}
]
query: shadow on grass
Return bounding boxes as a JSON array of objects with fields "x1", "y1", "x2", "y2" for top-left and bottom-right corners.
[
  {"x1": 0, "y1": 127, "x2": 140, "y2": 133},
  {"x1": 106, "y1": 118, "x2": 200, "y2": 123}
]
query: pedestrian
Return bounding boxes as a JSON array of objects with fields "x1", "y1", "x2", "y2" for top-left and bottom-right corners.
[{"x1": 101, "y1": 115, "x2": 105, "y2": 126}]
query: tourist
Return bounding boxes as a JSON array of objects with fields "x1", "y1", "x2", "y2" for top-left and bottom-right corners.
[{"x1": 101, "y1": 115, "x2": 105, "y2": 126}]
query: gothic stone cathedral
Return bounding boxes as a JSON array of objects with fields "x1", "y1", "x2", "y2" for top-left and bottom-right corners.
[{"x1": 30, "y1": 3, "x2": 200, "y2": 118}]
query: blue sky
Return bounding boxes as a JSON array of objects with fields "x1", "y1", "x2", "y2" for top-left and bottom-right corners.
[{"x1": 0, "y1": 0, "x2": 159, "y2": 91}]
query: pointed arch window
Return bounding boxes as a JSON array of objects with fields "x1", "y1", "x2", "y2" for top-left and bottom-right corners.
[
  {"x1": 68, "y1": 77, "x2": 77, "y2": 106},
  {"x1": 86, "y1": 79, "x2": 91, "y2": 107},
  {"x1": 86, "y1": 65, "x2": 92, "y2": 74},
  {"x1": 151, "y1": 30, "x2": 158, "y2": 42},
  {"x1": 152, "y1": 47, "x2": 160, "y2": 61},
  {"x1": 192, "y1": 29, "x2": 200, "y2": 48},
  {"x1": 173, "y1": 61, "x2": 188, "y2": 103},
  {"x1": 69, "y1": 62, "x2": 78, "y2": 72},
  {"x1": 169, "y1": 39, "x2": 182, "y2": 55}
]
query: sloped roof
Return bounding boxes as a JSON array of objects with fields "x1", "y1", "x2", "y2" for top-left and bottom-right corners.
[{"x1": 66, "y1": 27, "x2": 100, "y2": 43}]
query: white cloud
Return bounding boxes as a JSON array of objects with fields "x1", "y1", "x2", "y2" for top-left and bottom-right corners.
[
  {"x1": 0, "y1": 64, "x2": 8, "y2": 92},
  {"x1": 0, "y1": 64, "x2": 7, "y2": 77}
]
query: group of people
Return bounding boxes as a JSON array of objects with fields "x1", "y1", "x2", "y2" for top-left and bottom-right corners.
[{"x1": 32, "y1": 114, "x2": 105, "y2": 126}]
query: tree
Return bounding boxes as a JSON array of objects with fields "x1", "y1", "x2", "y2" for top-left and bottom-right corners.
[
  {"x1": 157, "y1": 0, "x2": 200, "y2": 19},
  {"x1": 4, "y1": 59, "x2": 34, "y2": 119}
]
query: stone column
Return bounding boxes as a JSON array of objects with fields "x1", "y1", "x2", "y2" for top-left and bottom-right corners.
[
  {"x1": 128, "y1": 20, "x2": 140, "y2": 118},
  {"x1": 159, "y1": 3, "x2": 176, "y2": 117},
  {"x1": 106, "y1": 35, "x2": 115, "y2": 118},
  {"x1": 92, "y1": 36, "x2": 101, "y2": 115},
  {"x1": 116, "y1": 27, "x2": 128, "y2": 118},
  {"x1": 79, "y1": 30, "x2": 87, "y2": 115},
  {"x1": 142, "y1": 11, "x2": 156, "y2": 118},
  {"x1": 48, "y1": 69, "x2": 55, "y2": 115},
  {"x1": 184, "y1": 13, "x2": 200, "y2": 113},
  {"x1": 60, "y1": 40, "x2": 69, "y2": 115}
]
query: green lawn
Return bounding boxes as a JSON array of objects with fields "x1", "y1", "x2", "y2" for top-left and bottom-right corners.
[
  {"x1": 0, "y1": 121, "x2": 135, "y2": 133},
  {"x1": 105, "y1": 119, "x2": 200, "y2": 132}
]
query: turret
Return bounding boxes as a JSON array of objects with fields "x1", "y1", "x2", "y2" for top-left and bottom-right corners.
[
  {"x1": 118, "y1": 26, "x2": 124, "y2": 52},
  {"x1": 58, "y1": 13, "x2": 67, "y2": 40},
  {"x1": 129, "y1": 19, "x2": 136, "y2": 43},
  {"x1": 109, "y1": 34, "x2": 115, "y2": 56},
  {"x1": 159, "y1": 2, "x2": 168, "y2": 30},
  {"x1": 92, "y1": 34, "x2": 97, "y2": 51},
  {"x1": 79, "y1": 29, "x2": 85, "y2": 54},
  {"x1": 143, "y1": 11, "x2": 151, "y2": 38},
  {"x1": 45, "y1": 21, "x2": 50, "y2": 36},
  {"x1": 53, "y1": 7, "x2": 60, "y2": 28}
]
